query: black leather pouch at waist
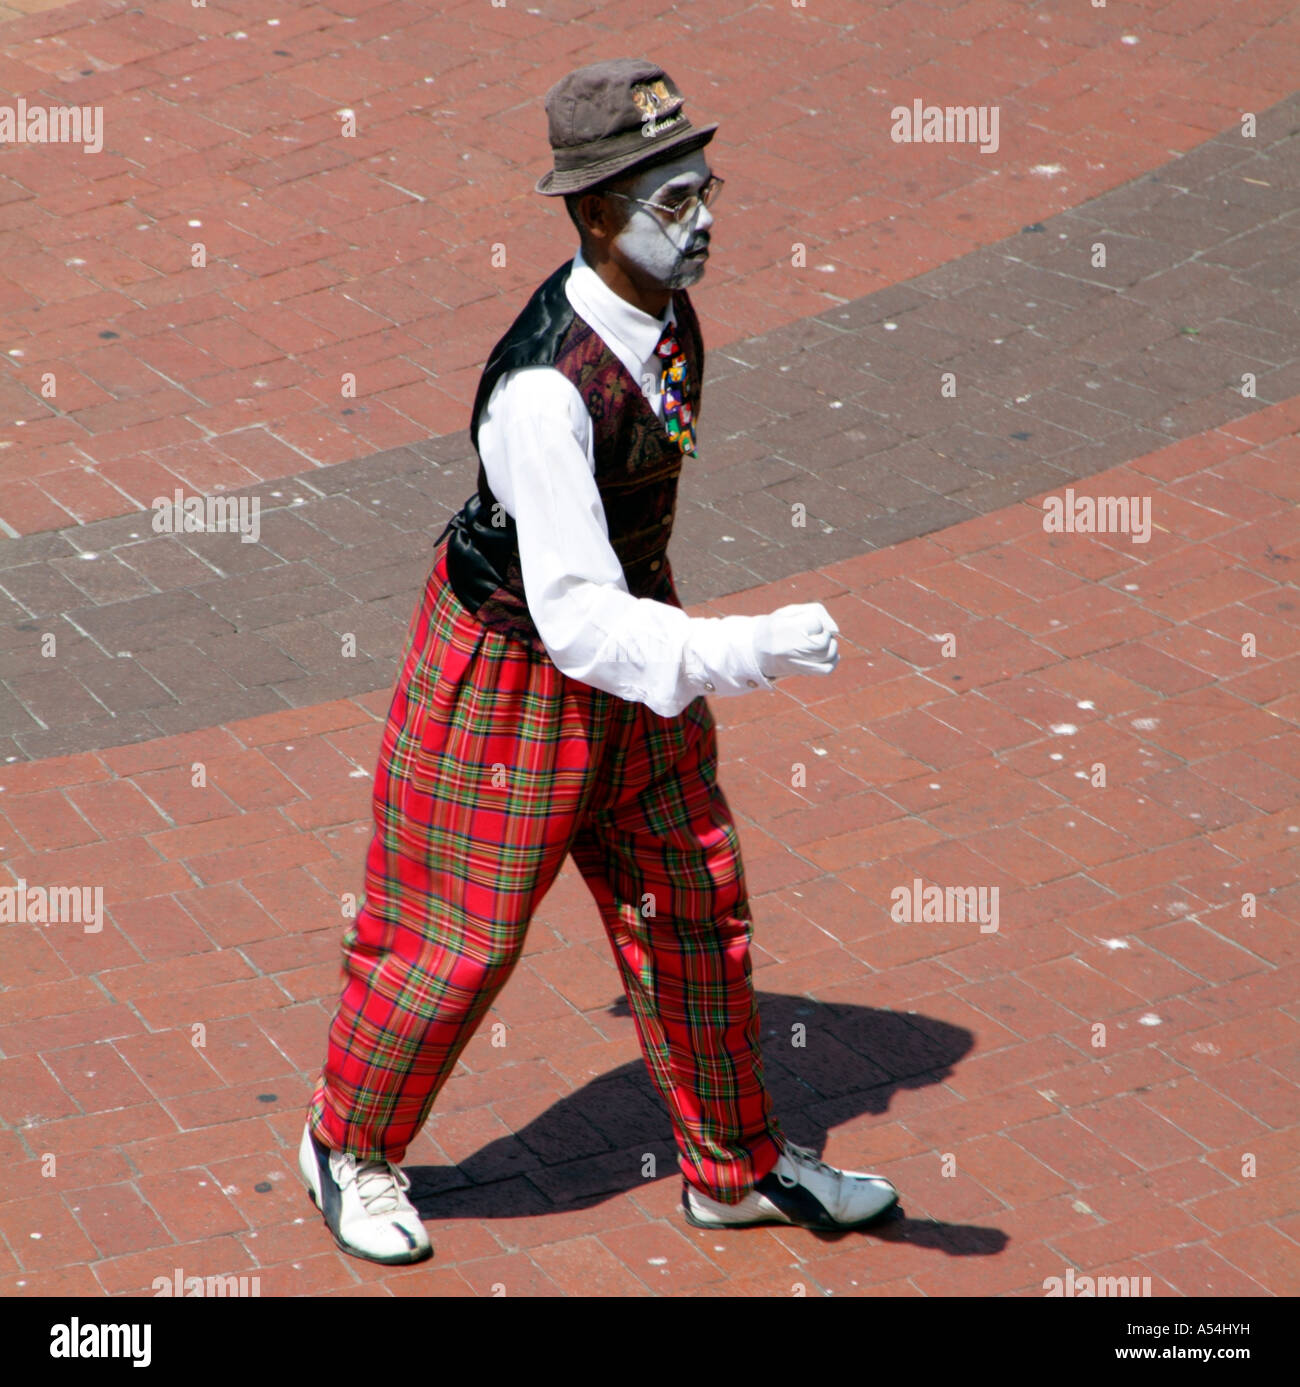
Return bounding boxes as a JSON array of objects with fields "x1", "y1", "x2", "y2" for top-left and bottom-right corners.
[{"x1": 443, "y1": 494, "x2": 515, "y2": 616}]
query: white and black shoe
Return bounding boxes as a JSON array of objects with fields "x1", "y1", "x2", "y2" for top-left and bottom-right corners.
[
  {"x1": 298, "y1": 1123, "x2": 432, "y2": 1265},
  {"x1": 682, "y1": 1141, "x2": 899, "y2": 1231}
]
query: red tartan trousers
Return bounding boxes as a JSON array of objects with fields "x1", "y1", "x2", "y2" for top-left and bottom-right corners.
[{"x1": 308, "y1": 536, "x2": 785, "y2": 1203}]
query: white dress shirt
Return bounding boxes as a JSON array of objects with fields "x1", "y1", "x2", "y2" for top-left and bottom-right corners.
[{"x1": 474, "y1": 246, "x2": 775, "y2": 718}]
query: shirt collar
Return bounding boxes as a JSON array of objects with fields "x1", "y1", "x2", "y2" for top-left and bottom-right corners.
[{"x1": 567, "y1": 244, "x2": 676, "y2": 369}]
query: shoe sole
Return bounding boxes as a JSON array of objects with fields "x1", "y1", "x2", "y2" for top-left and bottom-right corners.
[
  {"x1": 299, "y1": 1151, "x2": 434, "y2": 1266},
  {"x1": 681, "y1": 1180, "x2": 900, "y2": 1233}
]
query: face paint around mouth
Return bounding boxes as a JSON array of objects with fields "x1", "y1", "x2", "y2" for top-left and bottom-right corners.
[{"x1": 613, "y1": 204, "x2": 708, "y2": 290}]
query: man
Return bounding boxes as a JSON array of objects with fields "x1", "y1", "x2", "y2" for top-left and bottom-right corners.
[{"x1": 299, "y1": 57, "x2": 900, "y2": 1267}]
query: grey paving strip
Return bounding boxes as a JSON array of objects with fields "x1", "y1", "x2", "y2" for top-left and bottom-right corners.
[{"x1": 1, "y1": 104, "x2": 1297, "y2": 762}]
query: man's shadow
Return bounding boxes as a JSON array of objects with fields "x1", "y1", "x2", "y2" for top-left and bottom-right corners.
[{"x1": 406, "y1": 992, "x2": 1007, "y2": 1257}]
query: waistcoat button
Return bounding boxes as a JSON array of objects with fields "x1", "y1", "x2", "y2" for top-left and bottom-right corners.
[
  {"x1": 661, "y1": 513, "x2": 672, "y2": 524},
  {"x1": 649, "y1": 559, "x2": 661, "y2": 571}
]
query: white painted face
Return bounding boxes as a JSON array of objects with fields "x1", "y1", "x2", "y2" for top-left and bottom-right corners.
[{"x1": 610, "y1": 149, "x2": 715, "y2": 291}]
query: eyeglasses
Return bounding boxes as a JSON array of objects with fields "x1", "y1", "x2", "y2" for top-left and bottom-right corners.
[{"x1": 606, "y1": 174, "x2": 724, "y2": 225}]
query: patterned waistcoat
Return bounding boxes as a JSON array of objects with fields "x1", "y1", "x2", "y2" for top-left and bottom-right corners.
[{"x1": 441, "y1": 258, "x2": 704, "y2": 655}]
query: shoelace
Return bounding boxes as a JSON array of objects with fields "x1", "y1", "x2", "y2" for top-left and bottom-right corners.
[
  {"x1": 339, "y1": 1155, "x2": 411, "y2": 1215},
  {"x1": 775, "y1": 1141, "x2": 838, "y2": 1188}
]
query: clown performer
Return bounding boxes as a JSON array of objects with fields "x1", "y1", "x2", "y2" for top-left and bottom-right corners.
[{"x1": 299, "y1": 58, "x2": 901, "y2": 1266}]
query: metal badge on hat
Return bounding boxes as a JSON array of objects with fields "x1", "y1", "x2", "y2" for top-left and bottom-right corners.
[{"x1": 632, "y1": 79, "x2": 687, "y2": 139}]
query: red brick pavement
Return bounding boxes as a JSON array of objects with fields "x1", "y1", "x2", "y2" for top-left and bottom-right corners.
[
  {"x1": 1, "y1": 400, "x2": 1296, "y2": 1296},
  {"x1": 2, "y1": 0, "x2": 1299, "y2": 533}
]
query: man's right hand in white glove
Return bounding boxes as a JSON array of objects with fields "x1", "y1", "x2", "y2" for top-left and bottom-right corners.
[{"x1": 751, "y1": 602, "x2": 841, "y2": 680}]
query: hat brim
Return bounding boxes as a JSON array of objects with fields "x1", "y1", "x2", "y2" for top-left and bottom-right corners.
[{"x1": 536, "y1": 123, "x2": 718, "y2": 196}]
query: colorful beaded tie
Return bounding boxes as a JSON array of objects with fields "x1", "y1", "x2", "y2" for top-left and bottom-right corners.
[{"x1": 653, "y1": 321, "x2": 696, "y2": 456}]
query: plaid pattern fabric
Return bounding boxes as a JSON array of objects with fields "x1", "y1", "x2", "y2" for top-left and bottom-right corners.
[{"x1": 308, "y1": 536, "x2": 785, "y2": 1203}]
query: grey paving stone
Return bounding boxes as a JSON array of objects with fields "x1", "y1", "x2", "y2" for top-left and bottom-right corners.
[
  {"x1": 0, "y1": 532, "x2": 78, "y2": 570},
  {"x1": 75, "y1": 656, "x2": 176, "y2": 714},
  {"x1": 824, "y1": 459, "x2": 936, "y2": 510},
  {"x1": 0, "y1": 595, "x2": 32, "y2": 631},
  {"x1": 1065, "y1": 316, "x2": 1184, "y2": 367},
  {"x1": 7, "y1": 671, "x2": 107, "y2": 726},
  {"x1": 874, "y1": 442, "x2": 980, "y2": 496},
  {"x1": 311, "y1": 529, "x2": 432, "y2": 579},
  {"x1": 145, "y1": 687, "x2": 289, "y2": 738},
  {"x1": 765, "y1": 400, "x2": 881, "y2": 449},
  {"x1": 719, "y1": 315, "x2": 844, "y2": 368},
  {"x1": 0, "y1": 627, "x2": 89, "y2": 678},
  {"x1": 14, "y1": 712, "x2": 163, "y2": 761},
  {"x1": 1236, "y1": 257, "x2": 1300, "y2": 293},
  {"x1": 696, "y1": 523, "x2": 774, "y2": 566},
  {"x1": 1154, "y1": 393, "x2": 1255, "y2": 437},
  {"x1": 350, "y1": 478, "x2": 442, "y2": 530},
  {"x1": 700, "y1": 354, "x2": 760, "y2": 387},
  {"x1": 201, "y1": 562, "x2": 315, "y2": 612},
  {"x1": 191, "y1": 633, "x2": 308, "y2": 687},
  {"x1": 295, "y1": 494, "x2": 402, "y2": 547},
  {"x1": 135, "y1": 646, "x2": 248, "y2": 703},
  {"x1": 115, "y1": 536, "x2": 222, "y2": 590},
  {"x1": 959, "y1": 406, "x2": 1086, "y2": 460},
  {"x1": 1014, "y1": 388, "x2": 1134, "y2": 439},
  {"x1": 814, "y1": 282, "x2": 932, "y2": 330},
  {"x1": 252, "y1": 618, "x2": 352, "y2": 671},
  {"x1": 70, "y1": 591, "x2": 238, "y2": 652},
  {"x1": 0, "y1": 564, "x2": 96, "y2": 617},
  {"x1": 950, "y1": 462, "x2": 1079, "y2": 512},
  {"x1": 0, "y1": 688, "x2": 41, "y2": 736},
  {"x1": 363, "y1": 594, "x2": 424, "y2": 633},
  {"x1": 1126, "y1": 262, "x2": 1257, "y2": 319},
  {"x1": 64, "y1": 512, "x2": 158, "y2": 554},
  {"x1": 686, "y1": 453, "x2": 803, "y2": 504},
  {"x1": 1256, "y1": 358, "x2": 1300, "y2": 401},
  {"x1": 1045, "y1": 428, "x2": 1172, "y2": 478},
  {"x1": 693, "y1": 430, "x2": 772, "y2": 469},
  {"x1": 179, "y1": 526, "x2": 287, "y2": 577},
  {"x1": 407, "y1": 434, "x2": 468, "y2": 467},
  {"x1": 1160, "y1": 139, "x2": 1256, "y2": 187},
  {"x1": 221, "y1": 584, "x2": 352, "y2": 630},
  {"x1": 791, "y1": 346, "x2": 893, "y2": 404},
  {"x1": 50, "y1": 552, "x2": 157, "y2": 605},
  {"x1": 1054, "y1": 374, "x2": 1167, "y2": 418},
  {"x1": 740, "y1": 528, "x2": 872, "y2": 581},
  {"x1": 271, "y1": 662, "x2": 391, "y2": 707},
  {"x1": 1200, "y1": 171, "x2": 1294, "y2": 221},
  {"x1": 986, "y1": 347, "x2": 1086, "y2": 398},
  {"x1": 1191, "y1": 318, "x2": 1292, "y2": 367},
  {"x1": 298, "y1": 458, "x2": 386, "y2": 496},
  {"x1": 1009, "y1": 263, "x2": 1117, "y2": 312},
  {"x1": 254, "y1": 509, "x2": 346, "y2": 562},
  {"x1": 859, "y1": 501, "x2": 976, "y2": 550},
  {"x1": 792, "y1": 415, "x2": 906, "y2": 470},
  {"x1": 331, "y1": 559, "x2": 431, "y2": 604}
]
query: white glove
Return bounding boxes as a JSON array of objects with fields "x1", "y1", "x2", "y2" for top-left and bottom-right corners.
[{"x1": 751, "y1": 603, "x2": 840, "y2": 680}]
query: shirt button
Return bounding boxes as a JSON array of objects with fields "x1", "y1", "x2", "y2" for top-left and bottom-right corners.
[
  {"x1": 746, "y1": 679, "x2": 758, "y2": 688},
  {"x1": 649, "y1": 559, "x2": 661, "y2": 570},
  {"x1": 704, "y1": 681, "x2": 715, "y2": 692}
]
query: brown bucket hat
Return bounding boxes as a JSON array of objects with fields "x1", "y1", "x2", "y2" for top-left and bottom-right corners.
[{"x1": 535, "y1": 57, "x2": 718, "y2": 196}]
